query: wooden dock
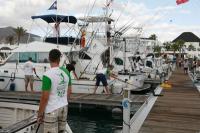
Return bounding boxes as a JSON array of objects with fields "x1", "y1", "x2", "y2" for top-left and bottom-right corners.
[
  {"x1": 139, "y1": 68, "x2": 200, "y2": 133},
  {"x1": 0, "y1": 91, "x2": 148, "y2": 108}
]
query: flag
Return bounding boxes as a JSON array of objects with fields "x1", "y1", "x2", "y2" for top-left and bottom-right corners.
[
  {"x1": 48, "y1": 1, "x2": 57, "y2": 10},
  {"x1": 176, "y1": 0, "x2": 189, "y2": 5}
]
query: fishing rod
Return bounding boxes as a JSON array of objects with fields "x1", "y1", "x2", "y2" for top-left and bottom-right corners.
[
  {"x1": 79, "y1": 51, "x2": 101, "y2": 79},
  {"x1": 115, "y1": 19, "x2": 133, "y2": 35},
  {"x1": 119, "y1": 21, "x2": 135, "y2": 35},
  {"x1": 113, "y1": 1, "x2": 128, "y2": 30},
  {"x1": 92, "y1": 61, "x2": 101, "y2": 80}
]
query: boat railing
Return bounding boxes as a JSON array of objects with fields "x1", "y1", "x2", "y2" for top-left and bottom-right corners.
[{"x1": 0, "y1": 114, "x2": 38, "y2": 133}]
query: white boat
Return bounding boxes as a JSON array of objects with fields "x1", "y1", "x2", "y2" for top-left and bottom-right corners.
[
  {"x1": 0, "y1": 44, "x2": 18, "y2": 64},
  {"x1": 0, "y1": 41, "x2": 116, "y2": 93}
]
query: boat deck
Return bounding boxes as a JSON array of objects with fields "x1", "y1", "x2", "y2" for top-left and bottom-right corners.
[{"x1": 139, "y1": 68, "x2": 200, "y2": 133}]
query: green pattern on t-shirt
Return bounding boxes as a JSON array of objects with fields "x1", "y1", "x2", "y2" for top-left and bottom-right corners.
[
  {"x1": 60, "y1": 66, "x2": 72, "y2": 86},
  {"x1": 42, "y1": 75, "x2": 51, "y2": 91}
]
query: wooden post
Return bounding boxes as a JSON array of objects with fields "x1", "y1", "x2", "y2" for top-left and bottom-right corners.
[{"x1": 122, "y1": 88, "x2": 131, "y2": 133}]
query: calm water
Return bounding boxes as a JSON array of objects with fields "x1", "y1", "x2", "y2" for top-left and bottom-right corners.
[{"x1": 68, "y1": 108, "x2": 122, "y2": 133}]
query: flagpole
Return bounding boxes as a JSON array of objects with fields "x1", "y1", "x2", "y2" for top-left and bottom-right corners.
[{"x1": 56, "y1": 0, "x2": 58, "y2": 47}]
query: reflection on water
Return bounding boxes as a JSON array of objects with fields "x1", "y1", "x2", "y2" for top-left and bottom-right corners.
[{"x1": 68, "y1": 108, "x2": 122, "y2": 133}]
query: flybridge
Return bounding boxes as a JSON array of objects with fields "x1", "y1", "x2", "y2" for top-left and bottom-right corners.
[
  {"x1": 79, "y1": 16, "x2": 114, "y2": 23},
  {"x1": 31, "y1": 14, "x2": 77, "y2": 24}
]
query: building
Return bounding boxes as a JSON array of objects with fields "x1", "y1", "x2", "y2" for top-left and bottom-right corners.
[
  {"x1": 172, "y1": 32, "x2": 200, "y2": 51},
  {"x1": 172, "y1": 32, "x2": 200, "y2": 59}
]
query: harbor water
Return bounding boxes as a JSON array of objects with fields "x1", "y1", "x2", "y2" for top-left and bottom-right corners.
[{"x1": 68, "y1": 108, "x2": 122, "y2": 133}]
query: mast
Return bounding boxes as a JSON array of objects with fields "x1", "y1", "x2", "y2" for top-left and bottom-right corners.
[
  {"x1": 105, "y1": 0, "x2": 112, "y2": 65},
  {"x1": 56, "y1": 0, "x2": 58, "y2": 47},
  {"x1": 123, "y1": 38, "x2": 126, "y2": 72}
]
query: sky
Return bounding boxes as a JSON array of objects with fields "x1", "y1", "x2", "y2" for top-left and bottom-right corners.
[{"x1": 0, "y1": 0, "x2": 200, "y2": 42}]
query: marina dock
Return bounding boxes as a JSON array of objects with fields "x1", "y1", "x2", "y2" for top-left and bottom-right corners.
[
  {"x1": 0, "y1": 89, "x2": 149, "y2": 108},
  {"x1": 138, "y1": 68, "x2": 200, "y2": 133}
]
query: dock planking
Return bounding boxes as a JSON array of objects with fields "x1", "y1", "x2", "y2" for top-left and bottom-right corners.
[
  {"x1": 0, "y1": 91, "x2": 148, "y2": 107},
  {"x1": 139, "y1": 68, "x2": 200, "y2": 133}
]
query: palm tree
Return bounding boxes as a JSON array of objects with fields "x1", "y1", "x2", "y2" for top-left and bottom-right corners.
[
  {"x1": 188, "y1": 44, "x2": 195, "y2": 51},
  {"x1": 14, "y1": 26, "x2": 26, "y2": 45},
  {"x1": 6, "y1": 35, "x2": 15, "y2": 45},
  {"x1": 163, "y1": 41, "x2": 171, "y2": 51},
  {"x1": 153, "y1": 45, "x2": 161, "y2": 57},
  {"x1": 171, "y1": 42, "x2": 179, "y2": 54},
  {"x1": 149, "y1": 34, "x2": 157, "y2": 40},
  {"x1": 171, "y1": 39, "x2": 185, "y2": 58}
]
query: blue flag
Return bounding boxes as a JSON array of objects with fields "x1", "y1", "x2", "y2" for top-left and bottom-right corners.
[{"x1": 48, "y1": 1, "x2": 57, "y2": 10}]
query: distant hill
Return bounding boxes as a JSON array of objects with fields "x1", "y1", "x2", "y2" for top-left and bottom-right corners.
[{"x1": 0, "y1": 27, "x2": 41, "y2": 44}]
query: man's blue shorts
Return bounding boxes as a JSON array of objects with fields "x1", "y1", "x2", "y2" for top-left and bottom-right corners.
[{"x1": 96, "y1": 74, "x2": 108, "y2": 86}]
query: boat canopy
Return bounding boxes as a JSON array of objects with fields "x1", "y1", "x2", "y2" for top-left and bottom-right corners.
[
  {"x1": 12, "y1": 41, "x2": 79, "y2": 53},
  {"x1": 31, "y1": 14, "x2": 77, "y2": 24}
]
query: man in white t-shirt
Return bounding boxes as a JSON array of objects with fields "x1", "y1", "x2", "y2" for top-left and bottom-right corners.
[
  {"x1": 37, "y1": 49, "x2": 72, "y2": 133},
  {"x1": 93, "y1": 63, "x2": 110, "y2": 94},
  {"x1": 23, "y1": 57, "x2": 36, "y2": 92}
]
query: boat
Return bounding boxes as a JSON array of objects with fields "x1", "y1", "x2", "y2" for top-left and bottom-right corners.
[
  {"x1": 0, "y1": 44, "x2": 18, "y2": 64},
  {"x1": 0, "y1": 12, "x2": 117, "y2": 93}
]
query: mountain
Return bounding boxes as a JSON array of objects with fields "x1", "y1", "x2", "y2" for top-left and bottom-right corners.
[{"x1": 0, "y1": 27, "x2": 41, "y2": 44}]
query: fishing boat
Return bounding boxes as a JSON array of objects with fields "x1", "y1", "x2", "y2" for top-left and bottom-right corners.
[{"x1": 0, "y1": 10, "x2": 118, "y2": 94}]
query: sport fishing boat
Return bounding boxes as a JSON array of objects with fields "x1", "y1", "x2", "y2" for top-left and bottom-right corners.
[{"x1": 0, "y1": 10, "x2": 117, "y2": 94}]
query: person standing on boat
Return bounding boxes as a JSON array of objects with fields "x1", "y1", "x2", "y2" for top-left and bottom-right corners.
[
  {"x1": 54, "y1": 22, "x2": 60, "y2": 37},
  {"x1": 23, "y1": 57, "x2": 36, "y2": 92},
  {"x1": 93, "y1": 63, "x2": 111, "y2": 94},
  {"x1": 66, "y1": 61, "x2": 79, "y2": 80},
  {"x1": 37, "y1": 49, "x2": 72, "y2": 133}
]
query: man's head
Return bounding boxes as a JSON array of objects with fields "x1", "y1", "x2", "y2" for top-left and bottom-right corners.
[
  {"x1": 108, "y1": 64, "x2": 114, "y2": 70},
  {"x1": 71, "y1": 61, "x2": 76, "y2": 66},
  {"x1": 28, "y1": 57, "x2": 32, "y2": 61},
  {"x1": 49, "y1": 49, "x2": 61, "y2": 64}
]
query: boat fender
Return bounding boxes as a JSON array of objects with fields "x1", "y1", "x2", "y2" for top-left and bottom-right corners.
[{"x1": 9, "y1": 81, "x2": 16, "y2": 91}]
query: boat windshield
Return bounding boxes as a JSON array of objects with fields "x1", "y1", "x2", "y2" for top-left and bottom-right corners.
[
  {"x1": 114, "y1": 58, "x2": 123, "y2": 65},
  {"x1": 6, "y1": 53, "x2": 18, "y2": 63},
  {"x1": 19, "y1": 52, "x2": 37, "y2": 63},
  {"x1": 6, "y1": 52, "x2": 49, "y2": 63}
]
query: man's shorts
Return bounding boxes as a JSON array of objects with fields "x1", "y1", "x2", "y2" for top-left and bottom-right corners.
[
  {"x1": 96, "y1": 74, "x2": 108, "y2": 86},
  {"x1": 25, "y1": 75, "x2": 34, "y2": 84},
  {"x1": 43, "y1": 106, "x2": 68, "y2": 133}
]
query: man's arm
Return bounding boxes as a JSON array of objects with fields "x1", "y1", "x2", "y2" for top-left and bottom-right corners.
[
  {"x1": 37, "y1": 75, "x2": 51, "y2": 123},
  {"x1": 37, "y1": 91, "x2": 49, "y2": 123},
  {"x1": 73, "y1": 71, "x2": 79, "y2": 80},
  {"x1": 67, "y1": 85, "x2": 72, "y2": 100},
  {"x1": 33, "y1": 68, "x2": 36, "y2": 74}
]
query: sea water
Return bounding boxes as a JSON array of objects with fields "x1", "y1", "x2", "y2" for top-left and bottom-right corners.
[{"x1": 68, "y1": 108, "x2": 122, "y2": 133}]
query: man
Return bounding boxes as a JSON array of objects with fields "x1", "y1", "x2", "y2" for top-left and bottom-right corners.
[
  {"x1": 66, "y1": 61, "x2": 79, "y2": 80},
  {"x1": 93, "y1": 63, "x2": 110, "y2": 94},
  {"x1": 183, "y1": 59, "x2": 189, "y2": 74},
  {"x1": 54, "y1": 22, "x2": 60, "y2": 37},
  {"x1": 37, "y1": 49, "x2": 72, "y2": 133},
  {"x1": 23, "y1": 57, "x2": 36, "y2": 92}
]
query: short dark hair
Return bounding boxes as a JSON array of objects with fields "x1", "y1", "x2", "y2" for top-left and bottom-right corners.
[
  {"x1": 28, "y1": 57, "x2": 32, "y2": 61},
  {"x1": 71, "y1": 61, "x2": 76, "y2": 65},
  {"x1": 108, "y1": 64, "x2": 114, "y2": 69},
  {"x1": 49, "y1": 49, "x2": 61, "y2": 62}
]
